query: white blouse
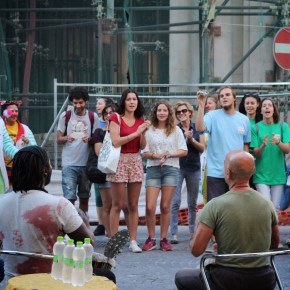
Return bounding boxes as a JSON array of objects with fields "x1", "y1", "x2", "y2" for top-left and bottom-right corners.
[{"x1": 143, "y1": 126, "x2": 187, "y2": 168}]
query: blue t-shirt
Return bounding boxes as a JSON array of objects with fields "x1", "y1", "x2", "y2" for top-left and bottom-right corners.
[{"x1": 205, "y1": 109, "x2": 251, "y2": 178}]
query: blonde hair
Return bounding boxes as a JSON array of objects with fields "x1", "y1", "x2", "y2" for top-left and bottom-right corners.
[{"x1": 174, "y1": 101, "x2": 194, "y2": 119}]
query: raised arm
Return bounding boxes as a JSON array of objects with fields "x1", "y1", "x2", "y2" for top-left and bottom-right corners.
[{"x1": 195, "y1": 92, "x2": 207, "y2": 132}]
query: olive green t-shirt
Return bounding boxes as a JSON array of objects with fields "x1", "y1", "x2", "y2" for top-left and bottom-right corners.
[{"x1": 199, "y1": 190, "x2": 278, "y2": 268}]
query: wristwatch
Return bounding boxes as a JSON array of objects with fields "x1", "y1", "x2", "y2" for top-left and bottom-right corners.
[{"x1": 168, "y1": 154, "x2": 172, "y2": 159}]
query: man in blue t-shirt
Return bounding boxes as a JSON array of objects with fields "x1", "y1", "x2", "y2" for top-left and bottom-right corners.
[{"x1": 196, "y1": 86, "x2": 251, "y2": 201}]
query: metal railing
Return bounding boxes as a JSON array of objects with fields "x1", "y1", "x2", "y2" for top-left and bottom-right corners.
[{"x1": 43, "y1": 79, "x2": 290, "y2": 169}]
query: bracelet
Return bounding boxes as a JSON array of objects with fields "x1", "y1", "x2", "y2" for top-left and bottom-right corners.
[
  {"x1": 127, "y1": 136, "x2": 130, "y2": 142},
  {"x1": 277, "y1": 140, "x2": 281, "y2": 145}
]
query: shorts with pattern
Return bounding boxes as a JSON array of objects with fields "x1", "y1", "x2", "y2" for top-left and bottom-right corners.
[{"x1": 106, "y1": 153, "x2": 144, "y2": 183}]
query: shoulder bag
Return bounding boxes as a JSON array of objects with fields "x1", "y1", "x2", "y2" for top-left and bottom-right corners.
[{"x1": 98, "y1": 113, "x2": 121, "y2": 174}]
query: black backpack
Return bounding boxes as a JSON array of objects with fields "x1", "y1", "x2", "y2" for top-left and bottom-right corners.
[{"x1": 86, "y1": 129, "x2": 106, "y2": 184}]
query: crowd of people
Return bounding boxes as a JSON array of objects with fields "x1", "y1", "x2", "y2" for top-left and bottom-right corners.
[{"x1": 0, "y1": 85, "x2": 289, "y2": 290}]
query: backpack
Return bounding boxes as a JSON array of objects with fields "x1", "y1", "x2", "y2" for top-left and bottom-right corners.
[
  {"x1": 64, "y1": 110, "x2": 95, "y2": 137},
  {"x1": 86, "y1": 129, "x2": 107, "y2": 183}
]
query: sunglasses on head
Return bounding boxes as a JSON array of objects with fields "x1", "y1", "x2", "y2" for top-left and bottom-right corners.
[
  {"x1": 244, "y1": 92, "x2": 259, "y2": 97},
  {"x1": 176, "y1": 109, "x2": 188, "y2": 115}
]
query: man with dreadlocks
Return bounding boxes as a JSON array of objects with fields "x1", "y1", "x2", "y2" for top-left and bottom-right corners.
[{"x1": 0, "y1": 146, "x2": 97, "y2": 288}]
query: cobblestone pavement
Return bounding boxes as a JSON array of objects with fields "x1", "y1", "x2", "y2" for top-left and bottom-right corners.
[{"x1": 93, "y1": 226, "x2": 290, "y2": 290}]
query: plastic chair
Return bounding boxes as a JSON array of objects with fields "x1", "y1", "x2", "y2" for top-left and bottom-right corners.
[{"x1": 200, "y1": 249, "x2": 290, "y2": 290}]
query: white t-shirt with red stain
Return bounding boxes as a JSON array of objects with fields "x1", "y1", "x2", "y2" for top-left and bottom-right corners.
[{"x1": 0, "y1": 190, "x2": 82, "y2": 288}]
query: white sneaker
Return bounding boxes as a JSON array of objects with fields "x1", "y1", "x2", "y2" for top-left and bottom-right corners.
[{"x1": 129, "y1": 240, "x2": 142, "y2": 253}]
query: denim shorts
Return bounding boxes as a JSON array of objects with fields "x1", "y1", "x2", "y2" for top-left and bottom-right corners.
[
  {"x1": 145, "y1": 165, "x2": 179, "y2": 188},
  {"x1": 62, "y1": 166, "x2": 91, "y2": 201},
  {"x1": 98, "y1": 181, "x2": 110, "y2": 189}
]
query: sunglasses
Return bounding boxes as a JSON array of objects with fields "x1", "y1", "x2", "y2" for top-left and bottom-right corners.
[
  {"x1": 244, "y1": 92, "x2": 259, "y2": 97},
  {"x1": 176, "y1": 109, "x2": 188, "y2": 115},
  {"x1": 104, "y1": 111, "x2": 114, "y2": 117}
]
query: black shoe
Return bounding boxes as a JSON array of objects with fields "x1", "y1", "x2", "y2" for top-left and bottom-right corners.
[{"x1": 94, "y1": 224, "x2": 105, "y2": 236}]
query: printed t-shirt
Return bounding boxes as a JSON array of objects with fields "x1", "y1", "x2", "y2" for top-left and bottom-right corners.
[
  {"x1": 57, "y1": 110, "x2": 99, "y2": 166},
  {"x1": 0, "y1": 190, "x2": 82, "y2": 287}
]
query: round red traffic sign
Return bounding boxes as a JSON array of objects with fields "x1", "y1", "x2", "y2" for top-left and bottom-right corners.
[{"x1": 273, "y1": 27, "x2": 290, "y2": 70}]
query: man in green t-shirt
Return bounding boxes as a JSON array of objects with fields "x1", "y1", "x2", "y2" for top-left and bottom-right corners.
[{"x1": 175, "y1": 150, "x2": 279, "y2": 290}]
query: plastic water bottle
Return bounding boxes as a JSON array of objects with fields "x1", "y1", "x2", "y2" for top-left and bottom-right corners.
[
  {"x1": 51, "y1": 236, "x2": 65, "y2": 280},
  {"x1": 83, "y1": 238, "x2": 94, "y2": 282},
  {"x1": 62, "y1": 239, "x2": 75, "y2": 283},
  {"x1": 71, "y1": 241, "x2": 86, "y2": 287}
]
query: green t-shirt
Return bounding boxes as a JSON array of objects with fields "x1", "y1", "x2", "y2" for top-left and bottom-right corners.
[
  {"x1": 249, "y1": 118, "x2": 255, "y2": 127},
  {"x1": 250, "y1": 122, "x2": 290, "y2": 185},
  {"x1": 199, "y1": 190, "x2": 278, "y2": 268}
]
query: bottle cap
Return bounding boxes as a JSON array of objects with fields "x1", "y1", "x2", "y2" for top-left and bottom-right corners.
[
  {"x1": 84, "y1": 238, "x2": 91, "y2": 243},
  {"x1": 76, "y1": 241, "x2": 83, "y2": 247},
  {"x1": 68, "y1": 239, "x2": 74, "y2": 244},
  {"x1": 57, "y1": 236, "x2": 63, "y2": 242}
]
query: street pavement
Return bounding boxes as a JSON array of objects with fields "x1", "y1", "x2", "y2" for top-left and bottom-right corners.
[{"x1": 94, "y1": 225, "x2": 290, "y2": 290}]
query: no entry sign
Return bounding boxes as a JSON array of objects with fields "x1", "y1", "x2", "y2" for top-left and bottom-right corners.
[{"x1": 273, "y1": 27, "x2": 290, "y2": 70}]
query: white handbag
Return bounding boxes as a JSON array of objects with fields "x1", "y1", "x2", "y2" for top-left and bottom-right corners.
[{"x1": 98, "y1": 114, "x2": 121, "y2": 174}]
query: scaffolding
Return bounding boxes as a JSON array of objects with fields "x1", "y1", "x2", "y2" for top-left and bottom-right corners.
[{"x1": 0, "y1": 1, "x2": 289, "y2": 134}]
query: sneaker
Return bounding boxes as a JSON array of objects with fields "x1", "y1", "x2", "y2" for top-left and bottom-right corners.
[
  {"x1": 93, "y1": 224, "x2": 105, "y2": 236},
  {"x1": 170, "y1": 235, "x2": 178, "y2": 244},
  {"x1": 129, "y1": 240, "x2": 142, "y2": 253},
  {"x1": 160, "y1": 238, "x2": 172, "y2": 251},
  {"x1": 142, "y1": 237, "x2": 157, "y2": 251}
]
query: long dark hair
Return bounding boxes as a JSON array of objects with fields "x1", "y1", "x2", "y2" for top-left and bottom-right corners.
[
  {"x1": 239, "y1": 93, "x2": 262, "y2": 123},
  {"x1": 12, "y1": 146, "x2": 51, "y2": 193},
  {"x1": 117, "y1": 89, "x2": 145, "y2": 118}
]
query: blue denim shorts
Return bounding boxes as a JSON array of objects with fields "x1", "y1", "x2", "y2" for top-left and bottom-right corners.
[
  {"x1": 145, "y1": 165, "x2": 179, "y2": 188},
  {"x1": 62, "y1": 166, "x2": 91, "y2": 201},
  {"x1": 98, "y1": 181, "x2": 110, "y2": 189}
]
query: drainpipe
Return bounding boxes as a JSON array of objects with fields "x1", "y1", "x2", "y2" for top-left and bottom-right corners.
[{"x1": 21, "y1": 0, "x2": 35, "y2": 124}]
